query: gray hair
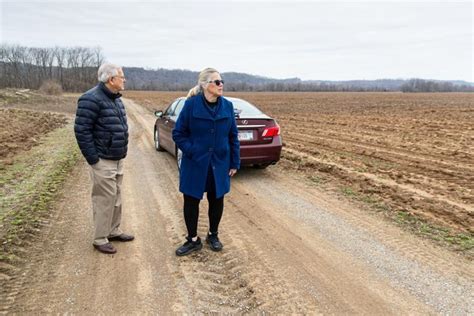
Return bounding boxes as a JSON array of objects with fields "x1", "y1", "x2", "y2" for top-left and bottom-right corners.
[
  {"x1": 187, "y1": 67, "x2": 219, "y2": 98},
  {"x1": 98, "y1": 63, "x2": 122, "y2": 83}
]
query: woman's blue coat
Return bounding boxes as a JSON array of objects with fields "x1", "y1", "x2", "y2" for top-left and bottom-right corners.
[{"x1": 172, "y1": 94, "x2": 240, "y2": 199}]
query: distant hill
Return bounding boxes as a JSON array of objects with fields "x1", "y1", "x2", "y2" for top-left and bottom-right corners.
[
  {"x1": 1, "y1": 61, "x2": 472, "y2": 93},
  {"x1": 2, "y1": 43, "x2": 471, "y2": 92},
  {"x1": 123, "y1": 67, "x2": 302, "y2": 91},
  {"x1": 123, "y1": 67, "x2": 473, "y2": 92}
]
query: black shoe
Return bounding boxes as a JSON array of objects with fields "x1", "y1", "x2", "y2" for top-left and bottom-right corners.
[
  {"x1": 108, "y1": 233, "x2": 135, "y2": 242},
  {"x1": 175, "y1": 237, "x2": 202, "y2": 256},
  {"x1": 206, "y1": 233, "x2": 223, "y2": 252},
  {"x1": 93, "y1": 243, "x2": 117, "y2": 254}
]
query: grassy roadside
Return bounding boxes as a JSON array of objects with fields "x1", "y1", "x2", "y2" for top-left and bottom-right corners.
[
  {"x1": 335, "y1": 184, "x2": 474, "y2": 257},
  {"x1": 0, "y1": 124, "x2": 80, "y2": 263},
  {"x1": 286, "y1": 160, "x2": 474, "y2": 259}
]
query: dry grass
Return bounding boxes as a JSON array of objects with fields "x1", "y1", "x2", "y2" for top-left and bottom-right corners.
[{"x1": 39, "y1": 80, "x2": 63, "y2": 96}]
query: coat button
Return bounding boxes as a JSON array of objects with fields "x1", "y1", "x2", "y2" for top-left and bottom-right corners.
[
  {"x1": 210, "y1": 129, "x2": 215, "y2": 133},
  {"x1": 209, "y1": 148, "x2": 214, "y2": 152}
]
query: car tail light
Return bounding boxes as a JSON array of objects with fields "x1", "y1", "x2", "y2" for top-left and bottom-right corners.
[{"x1": 262, "y1": 124, "x2": 280, "y2": 137}]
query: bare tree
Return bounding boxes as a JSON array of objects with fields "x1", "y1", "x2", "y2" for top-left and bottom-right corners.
[
  {"x1": 0, "y1": 44, "x2": 106, "y2": 91},
  {"x1": 53, "y1": 46, "x2": 67, "y2": 86}
]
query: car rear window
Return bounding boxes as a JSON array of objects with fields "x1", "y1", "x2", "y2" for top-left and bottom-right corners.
[
  {"x1": 174, "y1": 98, "x2": 262, "y2": 117},
  {"x1": 230, "y1": 99, "x2": 263, "y2": 116}
]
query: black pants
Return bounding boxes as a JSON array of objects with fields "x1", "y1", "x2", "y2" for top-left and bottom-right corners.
[{"x1": 183, "y1": 191, "x2": 224, "y2": 239}]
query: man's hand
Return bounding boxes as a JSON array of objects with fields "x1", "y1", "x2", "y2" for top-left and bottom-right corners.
[{"x1": 229, "y1": 169, "x2": 237, "y2": 177}]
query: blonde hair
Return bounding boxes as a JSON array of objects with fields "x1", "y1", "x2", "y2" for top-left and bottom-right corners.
[{"x1": 186, "y1": 67, "x2": 219, "y2": 98}]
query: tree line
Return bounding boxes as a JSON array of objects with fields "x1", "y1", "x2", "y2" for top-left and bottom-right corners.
[
  {"x1": 122, "y1": 68, "x2": 405, "y2": 92},
  {"x1": 125, "y1": 75, "x2": 473, "y2": 93},
  {"x1": 1, "y1": 43, "x2": 472, "y2": 93},
  {"x1": 0, "y1": 44, "x2": 104, "y2": 92},
  {"x1": 400, "y1": 79, "x2": 472, "y2": 92}
]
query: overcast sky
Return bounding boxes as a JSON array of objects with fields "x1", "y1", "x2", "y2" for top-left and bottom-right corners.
[{"x1": 1, "y1": 0, "x2": 472, "y2": 81}]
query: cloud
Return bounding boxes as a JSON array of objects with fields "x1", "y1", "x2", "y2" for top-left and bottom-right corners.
[{"x1": 1, "y1": 1, "x2": 472, "y2": 81}]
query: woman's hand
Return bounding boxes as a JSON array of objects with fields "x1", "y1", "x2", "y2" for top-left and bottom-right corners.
[{"x1": 229, "y1": 169, "x2": 237, "y2": 177}]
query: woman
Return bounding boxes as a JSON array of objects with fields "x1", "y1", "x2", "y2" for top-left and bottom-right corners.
[{"x1": 172, "y1": 68, "x2": 240, "y2": 256}]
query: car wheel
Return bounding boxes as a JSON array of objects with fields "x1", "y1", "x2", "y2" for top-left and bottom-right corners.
[
  {"x1": 154, "y1": 128, "x2": 165, "y2": 151},
  {"x1": 176, "y1": 147, "x2": 183, "y2": 170}
]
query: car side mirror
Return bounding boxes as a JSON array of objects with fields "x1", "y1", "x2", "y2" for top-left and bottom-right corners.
[{"x1": 154, "y1": 110, "x2": 163, "y2": 118}]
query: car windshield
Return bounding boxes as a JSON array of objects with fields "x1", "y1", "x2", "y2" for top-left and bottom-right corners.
[
  {"x1": 173, "y1": 99, "x2": 185, "y2": 117},
  {"x1": 230, "y1": 99, "x2": 263, "y2": 116}
]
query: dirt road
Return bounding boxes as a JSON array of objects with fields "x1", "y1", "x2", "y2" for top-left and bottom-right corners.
[{"x1": 2, "y1": 99, "x2": 472, "y2": 314}]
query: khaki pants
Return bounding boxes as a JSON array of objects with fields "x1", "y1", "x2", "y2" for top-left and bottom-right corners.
[{"x1": 89, "y1": 158, "x2": 124, "y2": 245}]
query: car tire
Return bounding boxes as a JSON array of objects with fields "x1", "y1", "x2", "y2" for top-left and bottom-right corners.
[
  {"x1": 154, "y1": 128, "x2": 165, "y2": 152},
  {"x1": 253, "y1": 163, "x2": 270, "y2": 169},
  {"x1": 176, "y1": 147, "x2": 183, "y2": 170}
]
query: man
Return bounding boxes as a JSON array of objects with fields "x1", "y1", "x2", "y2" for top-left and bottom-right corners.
[{"x1": 74, "y1": 63, "x2": 134, "y2": 254}]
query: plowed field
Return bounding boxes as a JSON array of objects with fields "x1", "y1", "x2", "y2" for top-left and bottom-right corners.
[
  {"x1": 124, "y1": 91, "x2": 474, "y2": 245},
  {"x1": 0, "y1": 89, "x2": 76, "y2": 163},
  {"x1": 0, "y1": 109, "x2": 67, "y2": 162}
]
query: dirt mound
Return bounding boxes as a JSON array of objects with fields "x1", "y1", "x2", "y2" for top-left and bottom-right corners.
[
  {"x1": 0, "y1": 89, "x2": 32, "y2": 106},
  {"x1": 0, "y1": 109, "x2": 68, "y2": 161},
  {"x1": 0, "y1": 88, "x2": 78, "y2": 114}
]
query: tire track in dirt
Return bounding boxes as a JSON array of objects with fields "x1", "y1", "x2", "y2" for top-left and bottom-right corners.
[
  {"x1": 226, "y1": 177, "x2": 432, "y2": 314},
  {"x1": 1, "y1": 161, "x2": 181, "y2": 314},
  {"x1": 121, "y1": 99, "x2": 473, "y2": 314},
  {"x1": 2, "y1": 107, "x2": 180, "y2": 314},
  {"x1": 258, "y1": 169, "x2": 473, "y2": 279},
  {"x1": 3, "y1": 97, "x2": 472, "y2": 314},
  {"x1": 0, "y1": 166, "x2": 91, "y2": 314},
  {"x1": 232, "y1": 170, "x2": 473, "y2": 314},
  {"x1": 126, "y1": 99, "x2": 435, "y2": 314},
  {"x1": 126, "y1": 99, "x2": 315, "y2": 313}
]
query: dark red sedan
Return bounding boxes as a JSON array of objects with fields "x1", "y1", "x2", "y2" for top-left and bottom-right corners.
[{"x1": 154, "y1": 97, "x2": 282, "y2": 169}]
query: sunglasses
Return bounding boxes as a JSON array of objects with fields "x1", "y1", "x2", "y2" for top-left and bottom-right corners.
[{"x1": 208, "y1": 79, "x2": 225, "y2": 86}]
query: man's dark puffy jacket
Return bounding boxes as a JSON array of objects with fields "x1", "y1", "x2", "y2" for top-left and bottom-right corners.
[{"x1": 74, "y1": 82, "x2": 128, "y2": 165}]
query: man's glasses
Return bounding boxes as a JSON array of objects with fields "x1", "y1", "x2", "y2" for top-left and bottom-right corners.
[{"x1": 208, "y1": 79, "x2": 224, "y2": 86}]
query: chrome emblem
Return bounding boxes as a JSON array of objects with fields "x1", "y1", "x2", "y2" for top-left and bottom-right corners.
[{"x1": 242, "y1": 120, "x2": 248, "y2": 125}]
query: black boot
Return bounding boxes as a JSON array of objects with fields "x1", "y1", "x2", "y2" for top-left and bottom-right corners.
[
  {"x1": 176, "y1": 237, "x2": 202, "y2": 256},
  {"x1": 206, "y1": 232, "x2": 223, "y2": 252}
]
